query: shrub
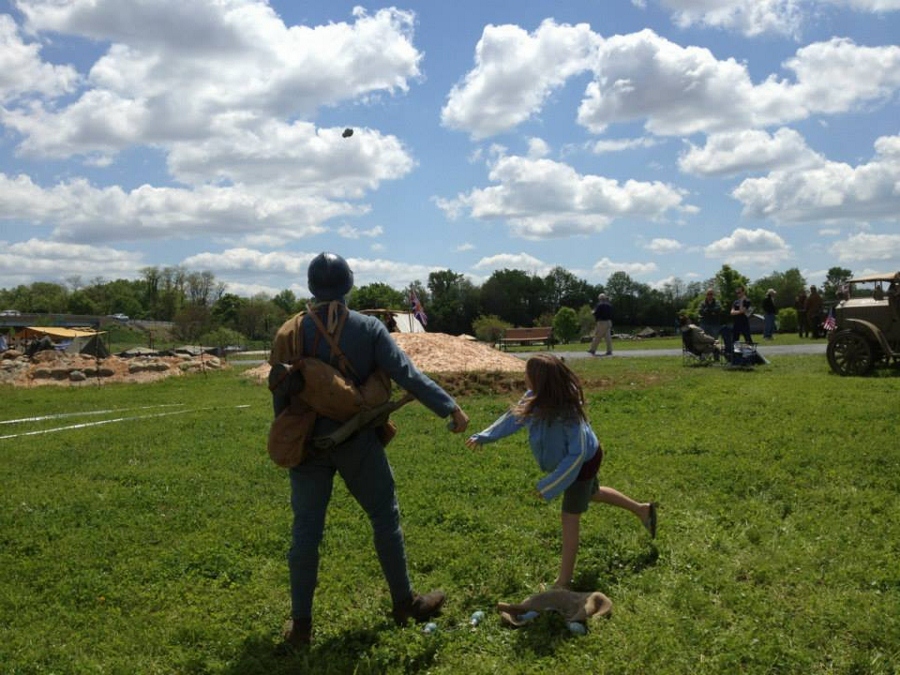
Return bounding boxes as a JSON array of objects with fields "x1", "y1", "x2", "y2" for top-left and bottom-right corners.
[
  {"x1": 778, "y1": 307, "x2": 798, "y2": 333},
  {"x1": 471, "y1": 314, "x2": 511, "y2": 343},
  {"x1": 552, "y1": 306, "x2": 580, "y2": 344}
]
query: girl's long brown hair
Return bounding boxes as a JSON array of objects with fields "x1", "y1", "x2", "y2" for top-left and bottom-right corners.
[{"x1": 514, "y1": 353, "x2": 587, "y2": 422}]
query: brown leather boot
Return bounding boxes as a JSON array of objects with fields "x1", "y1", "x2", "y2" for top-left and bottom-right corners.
[
  {"x1": 282, "y1": 617, "x2": 312, "y2": 650},
  {"x1": 392, "y1": 590, "x2": 446, "y2": 625}
]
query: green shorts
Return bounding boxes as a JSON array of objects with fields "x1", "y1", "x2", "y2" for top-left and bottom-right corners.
[{"x1": 562, "y1": 476, "x2": 599, "y2": 514}]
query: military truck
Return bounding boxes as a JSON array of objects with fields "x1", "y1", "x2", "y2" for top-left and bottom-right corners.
[{"x1": 825, "y1": 272, "x2": 900, "y2": 376}]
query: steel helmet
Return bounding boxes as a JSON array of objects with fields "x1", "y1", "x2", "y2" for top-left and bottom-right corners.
[{"x1": 307, "y1": 252, "x2": 354, "y2": 300}]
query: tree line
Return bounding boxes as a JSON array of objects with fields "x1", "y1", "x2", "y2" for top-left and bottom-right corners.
[{"x1": 0, "y1": 264, "x2": 856, "y2": 345}]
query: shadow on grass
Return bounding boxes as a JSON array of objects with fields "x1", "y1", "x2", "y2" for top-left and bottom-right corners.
[
  {"x1": 224, "y1": 624, "x2": 439, "y2": 675},
  {"x1": 575, "y1": 544, "x2": 660, "y2": 589},
  {"x1": 507, "y1": 612, "x2": 586, "y2": 658}
]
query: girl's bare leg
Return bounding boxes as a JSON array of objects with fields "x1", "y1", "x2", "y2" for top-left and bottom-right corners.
[
  {"x1": 592, "y1": 487, "x2": 655, "y2": 534},
  {"x1": 554, "y1": 511, "x2": 581, "y2": 589}
]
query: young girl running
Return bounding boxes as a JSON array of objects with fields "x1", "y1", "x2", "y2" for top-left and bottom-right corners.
[{"x1": 465, "y1": 353, "x2": 657, "y2": 589}]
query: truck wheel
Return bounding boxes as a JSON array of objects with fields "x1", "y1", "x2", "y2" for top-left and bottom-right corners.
[{"x1": 826, "y1": 331, "x2": 874, "y2": 376}]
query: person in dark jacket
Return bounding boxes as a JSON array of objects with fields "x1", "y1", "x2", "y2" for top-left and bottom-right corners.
[
  {"x1": 806, "y1": 285, "x2": 823, "y2": 338},
  {"x1": 587, "y1": 294, "x2": 613, "y2": 356},
  {"x1": 762, "y1": 289, "x2": 777, "y2": 340},
  {"x1": 795, "y1": 289, "x2": 809, "y2": 338},
  {"x1": 271, "y1": 252, "x2": 470, "y2": 649},
  {"x1": 730, "y1": 286, "x2": 753, "y2": 345},
  {"x1": 697, "y1": 288, "x2": 723, "y2": 338}
]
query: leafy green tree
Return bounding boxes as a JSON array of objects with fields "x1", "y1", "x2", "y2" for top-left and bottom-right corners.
[
  {"x1": 272, "y1": 289, "x2": 300, "y2": 315},
  {"x1": 552, "y1": 306, "x2": 580, "y2": 344},
  {"x1": 749, "y1": 268, "x2": 806, "y2": 313},
  {"x1": 237, "y1": 294, "x2": 285, "y2": 341},
  {"x1": 157, "y1": 266, "x2": 188, "y2": 320},
  {"x1": 173, "y1": 305, "x2": 213, "y2": 343},
  {"x1": 22, "y1": 282, "x2": 69, "y2": 313},
  {"x1": 605, "y1": 272, "x2": 651, "y2": 328},
  {"x1": 141, "y1": 267, "x2": 162, "y2": 317},
  {"x1": 714, "y1": 265, "x2": 750, "y2": 309},
  {"x1": 481, "y1": 269, "x2": 543, "y2": 327},
  {"x1": 185, "y1": 271, "x2": 224, "y2": 307},
  {"x1": 543, "y1": 267, "x2": 594, "y2": 311},
  {"x1": 212, "y1": 293, "x2": 247, "y2": 330},
  {"x1": 67, "y1": 291, "x2": 99, "y2": 315},
  {"x1": 427, "y1": 270, "x2": 480, "y2": 335},
  {"x1": 822, "y1": 266, "x2": 853, "y2": 301},
  {"x1": 349, "y1": 283, "x2": 405, "y2": 311}
]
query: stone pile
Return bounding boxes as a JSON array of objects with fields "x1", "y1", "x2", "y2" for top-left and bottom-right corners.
[{"x1": 0, "y1": 348, "x2": 224, "y2": 387}]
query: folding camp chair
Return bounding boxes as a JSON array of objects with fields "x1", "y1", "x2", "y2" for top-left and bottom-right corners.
[{"x1": 682, "y1": 330, "x2": 715, "y2": 366}]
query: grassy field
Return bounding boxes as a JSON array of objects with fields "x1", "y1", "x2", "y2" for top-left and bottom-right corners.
[{"x1": 1, "y1": 353, "x2": 898, "y2": 674}]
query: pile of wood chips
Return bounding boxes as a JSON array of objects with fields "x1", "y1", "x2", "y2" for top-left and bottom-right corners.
[
  {"x1": 243, "y1": 332, "x2": 525, "y2": 385},
  {"x1": 392, "y1": 333, "x2": 526, "y2": 373}
]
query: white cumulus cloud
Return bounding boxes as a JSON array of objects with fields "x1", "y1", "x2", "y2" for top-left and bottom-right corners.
[
  {"x1": 441, "y1": 19, "x2": 599, "y2": 139},
  {"x1": 680, "y1": 128, "x2": 823, "y2": 176},
  {"x1": 438, "y1": 152, "x2": 689, "y2": 239},
  {"x1": 704, "y1": 227, "x2": 792, "y2": 266},
  {"x1": 591, "y1": 256, "x2": 658, "y2": 277},
  {"x1": 732, "y1": 134, "x2": 900, "y2": 224}
]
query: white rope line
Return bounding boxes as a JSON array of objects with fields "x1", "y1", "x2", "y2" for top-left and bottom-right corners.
[
  {"x1": 0, "y1": 404, "x2": 187, "y2": 425},
  {"x1": 0, "y1": 405, "x2": 251, "y2": 441}
]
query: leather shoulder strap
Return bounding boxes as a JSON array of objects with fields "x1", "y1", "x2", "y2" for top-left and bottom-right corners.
[{"x1": 305, "y1": 302, "x2": 358, "y2": 379}]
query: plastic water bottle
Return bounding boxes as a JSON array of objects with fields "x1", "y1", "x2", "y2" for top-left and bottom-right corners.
[
  {"x1": 567, "y1": 621, "x2": 587, "y2": 635},
  {"x1": 469, "y1": 610, "x2": 485, "y2": 626},
  {"x1": 423, "y1": 622, "x2": 438, "y2": 634}
]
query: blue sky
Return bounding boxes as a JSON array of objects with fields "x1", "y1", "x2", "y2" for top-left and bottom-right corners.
[{"x1": 1, "y1": 0, "x2": 898, "y2": 298}]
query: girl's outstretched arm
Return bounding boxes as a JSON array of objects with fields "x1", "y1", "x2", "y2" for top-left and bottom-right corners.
[{"x1": 466, "y1": 409, "x2": 523, "y2": 447}]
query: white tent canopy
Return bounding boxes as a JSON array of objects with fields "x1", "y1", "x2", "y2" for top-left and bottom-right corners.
[{"x1": 360, "y1": 309, "x2": 425, "y2": 333}]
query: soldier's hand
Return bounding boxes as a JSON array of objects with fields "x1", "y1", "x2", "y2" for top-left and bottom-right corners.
[{"x1": 447, "y1": 407, "x2": 469, "y2": 434}]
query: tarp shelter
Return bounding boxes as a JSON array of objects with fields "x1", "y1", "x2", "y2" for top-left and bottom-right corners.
[{"x1": 16, "y1": 326, "x2": 109, "y2": 358}]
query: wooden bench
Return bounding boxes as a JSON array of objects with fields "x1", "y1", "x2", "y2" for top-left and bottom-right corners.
[{"x1": 500, "y1": 327, "x2": 554, "y2": 351}]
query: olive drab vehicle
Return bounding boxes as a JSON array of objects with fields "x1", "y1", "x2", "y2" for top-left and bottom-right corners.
[{"x1": 825, "y1": 272, "x2": 900, "y2": 376}]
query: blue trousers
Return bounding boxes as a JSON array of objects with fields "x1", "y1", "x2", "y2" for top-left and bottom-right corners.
[
  {"x1": 288, "y1": 429, "x2": 411, "y2": 620},
  {"x1": 764, "y1": 313, "x2": 776, "y2": 338}
]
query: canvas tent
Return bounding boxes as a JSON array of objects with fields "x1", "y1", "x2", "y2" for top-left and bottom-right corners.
[
  {"x1": 16, "y1": 326, "x2": 109, "y2": 358},
  {"x1": 360, "y1": 309, "x2": 426, "y2": 333}
]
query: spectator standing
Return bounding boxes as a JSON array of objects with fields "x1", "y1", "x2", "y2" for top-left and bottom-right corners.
[
  {"x1": 587, "y1": 294, "x2": 613, "y2": 357},
  {"x1": 806, "y1": 286, "x2": 823, "y2": 338},
  {"x1": 730, "y1": 286, "x2": 754, "y2": 345},
  {"x1": 697, "y1": 289, "x2": 723, "y2": 338},
  {"x1": 795, "y1": 289, "x2": 809, "y2": 338},
  {"x1": 762, "y1": 289, "x2": 777, "y2": 340}
]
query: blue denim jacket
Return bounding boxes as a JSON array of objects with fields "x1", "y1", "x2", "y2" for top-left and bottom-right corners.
[{"x1": 470, "y1": 396, "x2": 599, "y2": 501}]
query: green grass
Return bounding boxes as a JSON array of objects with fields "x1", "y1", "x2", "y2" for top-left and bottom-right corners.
[{"x1": 1, "y1": 356, "x2": 898, "y2": 674}]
